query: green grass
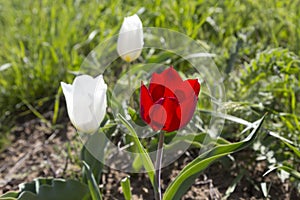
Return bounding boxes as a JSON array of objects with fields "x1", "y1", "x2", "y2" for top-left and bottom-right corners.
[
  {"x1": 0, "y1": 0, "x2": 299, "y2": 196},
  {"x1": 0, "y1": 0, "x2": 299, "y2": 126}
]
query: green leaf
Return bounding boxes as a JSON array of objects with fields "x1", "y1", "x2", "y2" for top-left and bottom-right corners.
[
  {"x1": 0, "y1": 191, "x2": 19, "y2": 200},
  {"x1": 163, "y1": 115, "x2": 265, "y2": 200},
  {"x1": 82, "y1": 161, "x2": 103, "y2": 200},
  {"x1": 81, "y1": 145, "x2": 103, "y2": 185},
  {"x1": 18, "y1": 192, "x2": 38, "y2": 200},
  {"x1": 128, "y1": 106, "x2": 146, "y2": 127},
  {"x1": 263, "y1": 164, "x2": 300, "y2": 180},
  {"x1": 120, "y1": 176, "x2": 132, "y2": 200},
  {"x1": 268, "y1": 131, "x2": 300, "y2": 158},
  {"x1": 24, "y1": 180, "x2": 91, "y2": 200},
  {"x1": 146, "y1": 51, "x2": 175, "y2": 63},
  {"x1": 278, "y1": 165, "x2": 300, "y2": 179},
  {"x1": 282, "y1": 142, "x2": 300, "y2": 158},
  {"x1": 117, "y1": 113, "x2": 155, "y2": 186},
  {"x1": 132, "y1": 154, "x2": 143, "y2": 172},
  {"x1": 283, "y1": 142, "x2": 300, "y2": 158},
  {"x1": 5, "y1": 178, "x2": 91, "y2": 200},
  {"x1": 52, "y1": 86, "x2": 61, "y2": 125}
]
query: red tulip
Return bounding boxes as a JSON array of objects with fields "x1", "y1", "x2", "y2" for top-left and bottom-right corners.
[{"x1": 140, "y1": 66, "x2": 200, "y2": 132}]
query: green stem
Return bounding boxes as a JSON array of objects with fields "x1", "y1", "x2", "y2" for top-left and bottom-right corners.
[
  {"x1": 127, "y1": 63, "x2": 131, "y2": 94},
  {"x1": 154, "y1": 132, "x2": 165, "y2": 200},
  {"x1": 126, "y1": 63, "x2": 134, "y2": 108}
]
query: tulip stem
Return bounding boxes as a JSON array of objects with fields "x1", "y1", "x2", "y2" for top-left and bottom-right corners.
[
  {"x1": 127, "y1": 64, "x2": 131, "y2": 93},
  {"x1": 126, "y1": 63, "x2": 134, "y2": 108},
  {"x1": 154, "y1": 132, "x2": 164, "y2": 200}
]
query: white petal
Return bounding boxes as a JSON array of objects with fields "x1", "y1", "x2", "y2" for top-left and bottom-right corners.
[
  {"x1": 61, "y1": 82, "x2": 75, "y2": 126},
  {"x1": 61, "y1": 75, "x2": 108, "y2": 133},
  {"x1": 61, "y1": 82, "x2": 73, "y2": 101},
  {"x1": 93, "y1": 75, "x2": 107, "y2": 125},
  {"x1": 72, "y1": 75, "x2": 98, "y2": 133},
  {"x1": 119, "y1": 14, "x2": 142, "y2": 33}
]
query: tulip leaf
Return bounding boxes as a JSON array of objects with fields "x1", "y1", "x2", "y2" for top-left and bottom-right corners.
[
  {"x1": 81, "y1": 145, "x2": 103, "y2": 185},
  {"x1": 0, "y1": 191, "x2": 19, "y2": 200},
  {"x1": 128, "y1": 106, "x2": 147, "y2": 127},
  {"x1": 164, "y1": 132, "x2": 231, "y2": 151},
  {"x1": 163, "y1": 115, "x2": 265, "y2": 200},
  {"x1": 18, "y1": 192, "x2": 38, "y2": 200},
  {"x1": 132, "y1": 154, "x2": 143, "y2": 172},
  {"x1": 117, "y1": 113, "x2": 155, "y2": 186},
  {"x1": 120, "y1": 176, "x2": 132, "y2": 200},
  {"x1": 0, "y1": 178, "x2": 92, "y2": 200},
  {"x1": 82, "y1": 161, "x2": 103, "y2": 200}
]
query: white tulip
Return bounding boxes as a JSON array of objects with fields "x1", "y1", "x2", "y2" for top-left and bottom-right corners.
[
  {"x1": 117, "y1": 14, "x2": 144, "y2": 62},
  {"x1": 61, "y1": 74, "x2": 107, "y2": 134}
]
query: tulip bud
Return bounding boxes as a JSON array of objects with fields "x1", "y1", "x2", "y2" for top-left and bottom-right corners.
[
  {"x1": 117, "y1": 14, "x2": 144, "y2": 62},
  {"x1": 61, "y1": 74, "x2": 107, "y2": 134}
]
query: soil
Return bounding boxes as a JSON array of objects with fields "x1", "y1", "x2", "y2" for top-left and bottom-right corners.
[{"x1": 0, "y1": 115, "x2": 299, "y2": 199}]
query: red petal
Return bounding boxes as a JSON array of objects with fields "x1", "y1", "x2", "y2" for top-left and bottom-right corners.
[
  {"x1": 173, "y1": 79, "x2": 199, "y2": 129},
  {"x1": 140, "y1": 83, "x2": 153, "y2": 124},
  {"x1": 148, "y1": 103, "x2": 167, "y2": 131},
  {"x1": 178, "y1": 95, "x2": 198, "y2": 129},
  {"x1": 148, "y1": 83, "x2": 165, "y2": 102},
  {"x1": 148, "y1": 97, "x2": 181, "y2": 132},
  {"x1": 149, "y1": 67, "x2": 183, "y2": 97},
  {"x1": 187, "y1": 79, "x2": 200, "y2": 96},
  {"x1": 150, "y1": 83, "x2": 177, "y2": 102},
  {"x1": 172, "y1": 79, "x2": 199, "y2": 103},
  {"x1": 161, "y1": 97, "x2": 181, "y2": 132}
]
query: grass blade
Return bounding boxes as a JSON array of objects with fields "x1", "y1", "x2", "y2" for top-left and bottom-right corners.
[
  {"x1": 121, "y1": 176, "x2": 132, "y2": 200},
  {"x1": 278, "y1": 165, "x2": 300, "y2": 179}
]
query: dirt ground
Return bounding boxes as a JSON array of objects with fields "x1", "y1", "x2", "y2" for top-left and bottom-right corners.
[{"x1": 0, "y1": 116, "x2": 299, "y2": 199}]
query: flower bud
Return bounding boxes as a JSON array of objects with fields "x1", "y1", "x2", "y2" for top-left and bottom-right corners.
[{"x1": 117, "y1": 14, "x2": 144, "y2": 62}]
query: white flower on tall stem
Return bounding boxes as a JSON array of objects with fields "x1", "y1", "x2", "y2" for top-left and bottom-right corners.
[
  {"x1": 61, "y1": 74, "x2": 107, "y2": 134},
  {"x1": 117, "y1": 14, "x2": 144, "y2": 62}
]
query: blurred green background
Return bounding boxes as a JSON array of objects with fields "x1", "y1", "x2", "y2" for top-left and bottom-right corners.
[{"x1": 0, "y1": 0, "x2": 299, "y2": 196}]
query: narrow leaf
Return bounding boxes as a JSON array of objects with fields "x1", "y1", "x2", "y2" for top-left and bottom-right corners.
[
  {"x1": 268, "y1": 131, "x2": 300, "y2": 158},
  {"x1": 81, "y1": 145, "x2": 103, "y2": 185},
  {"x1": 121, "y1": 176, "x2": 132, "y2": 200},
  {"x1": 282, "y1": 142, "x2": 300, "y2": 158},
  {"x1": 117, "y1": 113, "x2": 155, "y2": 186},
  {"x1": 52, "y1": 87, "x2": 61, "y2": 124},
  {"x1": 82, "y1": 161, "x2": 103, "y2": 200},
  {"x1": 278, "y1": 165, "x2": 300, "y2": 179},
  {"x1": 163, "y1": 115, "x2": 265, "y2": 200}
]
